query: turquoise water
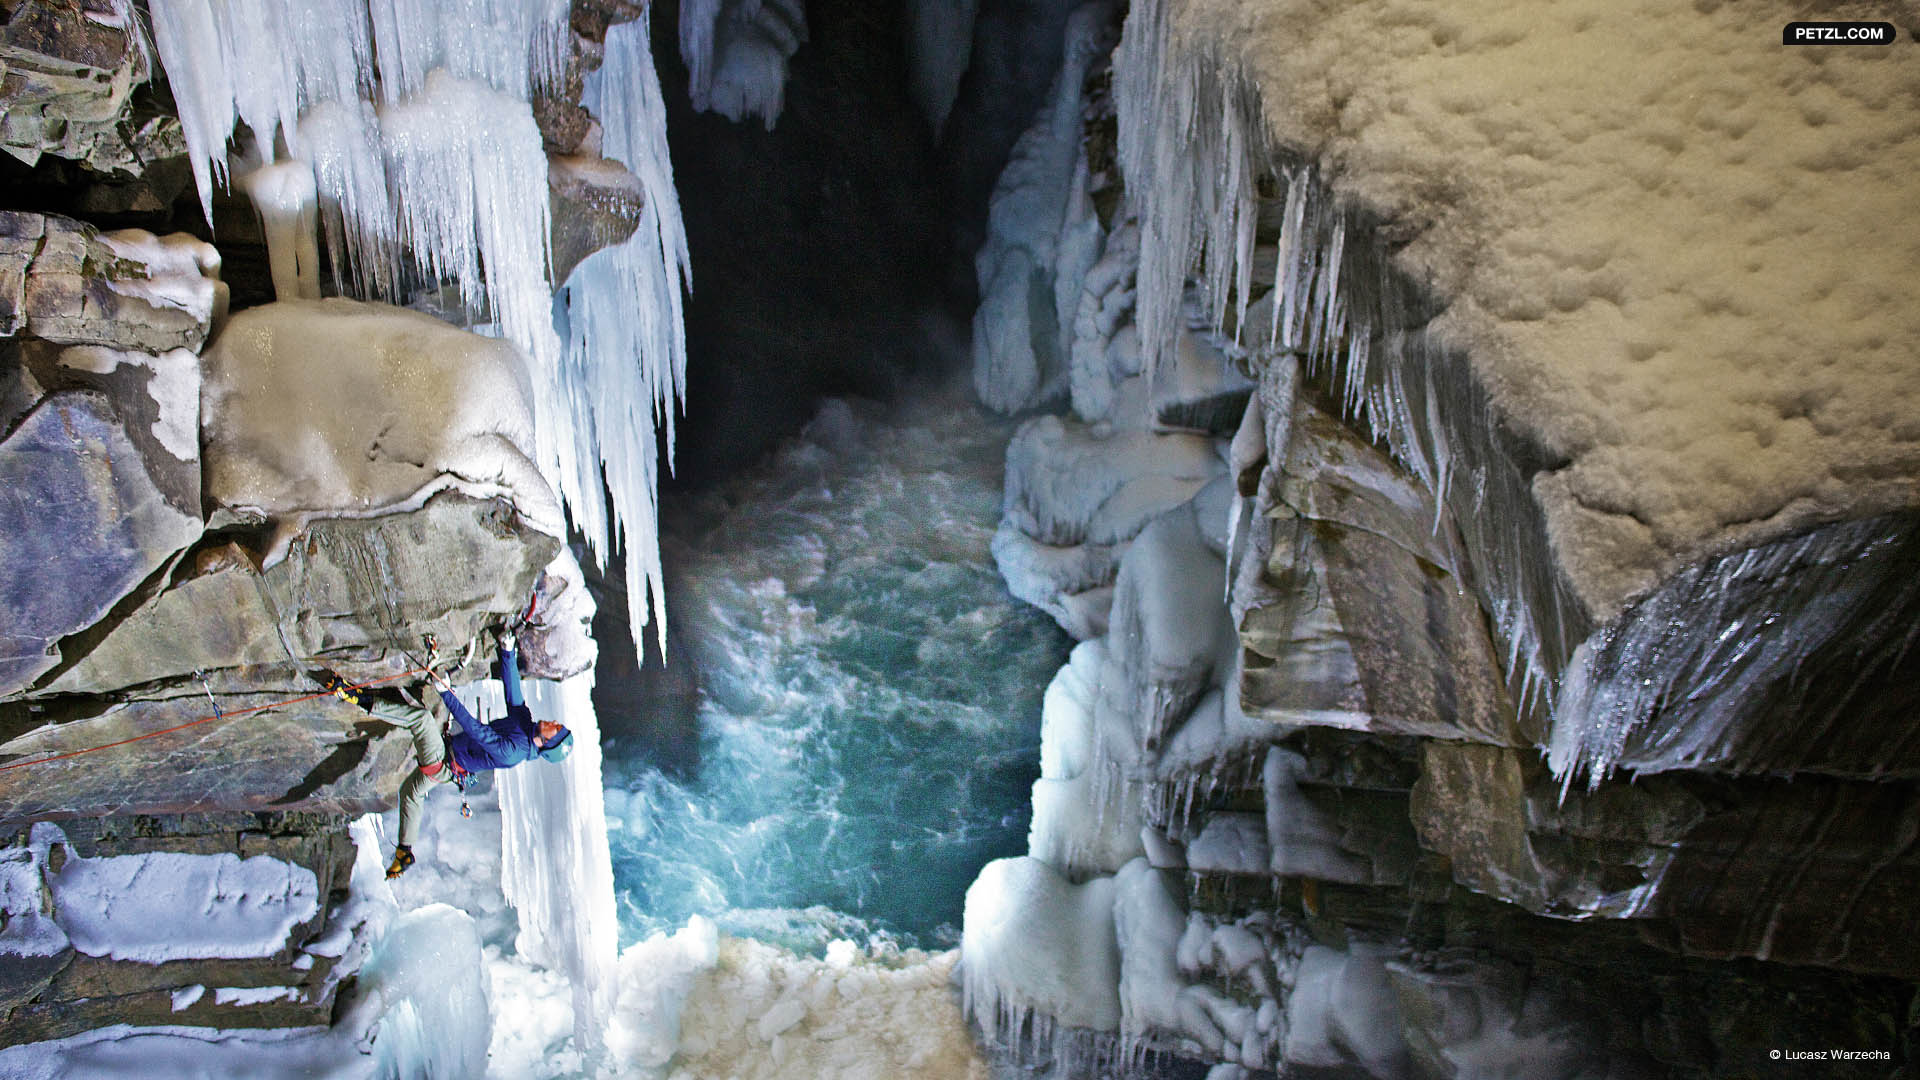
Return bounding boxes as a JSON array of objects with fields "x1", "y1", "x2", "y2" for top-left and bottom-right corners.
[{"x1": 600, "y1": 385, "x2": 1069, "y2": 949}]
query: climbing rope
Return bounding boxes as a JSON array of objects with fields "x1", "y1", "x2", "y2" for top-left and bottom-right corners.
[{"x1": 0, "y1": 668, "x2": 426, "y2": 774}]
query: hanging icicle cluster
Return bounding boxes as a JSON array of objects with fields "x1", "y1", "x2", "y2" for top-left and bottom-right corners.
[
  {"x1": 1112, "y1": 0, "x2": 1590, "y2": 737},
  {"x1": 148, "y1": 0, "x2": 694, "y2": 660},
  {"x1": 557, "y1": 18, "x2": 694, "y2": 655}
]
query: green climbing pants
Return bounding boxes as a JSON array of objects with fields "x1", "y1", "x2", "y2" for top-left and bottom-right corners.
[{"x1": 371, "y1": 700, "x2": 449, "y2": 847}]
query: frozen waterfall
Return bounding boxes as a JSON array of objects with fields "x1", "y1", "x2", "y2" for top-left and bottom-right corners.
[
  {"x1": 148, "y1": 0, "x2": 691, "y2": 658},
  {"x1": 498, "y1": 676, "x2": 622, "y2": 1058},
  {"x1": 140, "y1": 0, "x2": 696, "y2": 1071},
  {"x1": 557, "y1": 18, "x2": 693, "y2": 654}
]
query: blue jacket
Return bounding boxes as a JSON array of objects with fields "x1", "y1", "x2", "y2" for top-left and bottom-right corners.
[{"x1": 438, "y1": 690, "x2": 541, "y2": 774}]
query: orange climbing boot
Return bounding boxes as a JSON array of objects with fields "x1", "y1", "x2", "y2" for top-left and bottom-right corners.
[
  {"x1": 315, "y1": 669, "x2": 370, "y2": 710},
  {"x1": 385, "y1": 844, "x2": 415, "y2": 879}
]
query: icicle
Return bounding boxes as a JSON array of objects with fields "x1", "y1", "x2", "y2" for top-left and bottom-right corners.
[
  {"x1": 299, "y1": 98, "x2": 399, "y2": 299},
  {"x1": 366, "y1": 0, "x2": 569, "y2": 104},
  {"x1": 557, "y1": 13, "x2": 694, "y2": 658},
  {"x1": 904, "y1": 0, "x2": 979, "y2": 139},
  {"x1": 498, "y1": 673, "x2": 621, "y2": 1060},
  {"x1": 379, "y1": 70, "x2": 559, "y2": 374},
  {"x1": 238, "y1": 160, "x2": 321, "y2": 301},
  {"x1": 148, "y1": 0, "x2": 238, "y2": 221}
]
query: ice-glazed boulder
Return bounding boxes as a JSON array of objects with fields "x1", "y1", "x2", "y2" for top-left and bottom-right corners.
[{"x1": 200, "y1": 298, "x2": 561, "y2": 542}]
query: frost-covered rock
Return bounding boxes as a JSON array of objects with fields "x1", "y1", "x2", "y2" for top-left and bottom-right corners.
[
  {"x1": 1151, "y1": 307, "x2": 1256, "y2": 435},
  {"x1": 971, "y1": 2, "x2": 1116, "y2": 414},
  {"x1": 0, "y1": 816, "x2": 360, "y2": 1048},
  {"x1": 0, "y1": 215, "x2": 224, "y2": 352},
  {"x1": 969, "y1": 0, "x2": 1920, "y2": 1071}
]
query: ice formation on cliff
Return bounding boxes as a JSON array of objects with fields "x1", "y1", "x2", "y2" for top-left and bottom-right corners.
[
  {"x1": 150, "y1": 1, "x2": 694, "y2": 658},
  {"x1": 971, "y1": 1, "x2": 1114, "y2": 413},
  {"x1": 498, "y1": 675, "x2": 622, "y2": 1058},
  {"x1": 557, "y1": 17, "x2": 693, "y2": 650},
  {"x1": 1111, "y1": 0, "x2": 1920, "y2": 764},
  {"x1": 905, "y1": 0, "x2": 980, "y2": 138},
  {"x1": 678, "y1": 0, "x2": 808, "y2": 130}
]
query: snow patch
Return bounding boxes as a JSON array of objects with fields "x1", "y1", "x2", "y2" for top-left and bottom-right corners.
[{"x1": 48, "y1": 837, "x2": 319, "y2": 964}]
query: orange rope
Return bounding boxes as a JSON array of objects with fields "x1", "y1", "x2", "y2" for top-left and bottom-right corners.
[{"x1": 0, "y1": 668, "x2": 428, "y2": 774}]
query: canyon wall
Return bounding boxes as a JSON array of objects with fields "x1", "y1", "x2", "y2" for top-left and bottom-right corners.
[
  {"x1": 962, "y1": 2, "x2": 1920, "y2": 1076},
  {"x1": 0, "y1": 0, "x2": 643, "y2": 1045}
]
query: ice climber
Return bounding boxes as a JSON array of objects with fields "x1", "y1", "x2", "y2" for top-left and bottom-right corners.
[{"x1": 319, "y1": 628, "x2": 573, "y2": 878}]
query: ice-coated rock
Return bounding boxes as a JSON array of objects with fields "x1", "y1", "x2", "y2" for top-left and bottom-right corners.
[
  {"x1": 678, "y1": 0, "x2": 807, "y2": 130},
  {"x1": 516, "y1": 549, "x2": 599, "y2": 682},
  {"x1": 1282, "y1": 943, "x2": 1409, "y2": 1078},
  {"x1": 1410, "y1": 738, "x2": 1920, "y2": 976},
  {"x1": 200, "y1": 298, "x2": 561, "y2": 545},
  {"x1": 961, "y1": 856, "x2": 1121, "y2": 1039},
  {"x1": 971, "y1": 2, "x2": 1116, "y2": 414},
  {"x1": 1387, "y1": 953, "x2": 1617, "y2": 1080},
  {"x1": 1030, "y1": 644, "x2": 1147, "y2": 875},
  {"x1": 1184, "y1": 813, "x2": 1268, "y2": 876},
  {"x1": 1151, "y1": 307, "x2": 1256, "y2": 436},
  {"x1": 1108, "y1": 505, "x2": 1233, "y2": 752},
  {"x1": 0, "y1": 215, "x2": 223, "y2": 353},
  {"x1": 996, "y1": 413, "x2": 1221, "y2": 638}
]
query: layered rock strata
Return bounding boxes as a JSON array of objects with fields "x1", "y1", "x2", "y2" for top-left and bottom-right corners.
[{"x1": 0, "y1": 211, "x2": 591, "y2": 1040}]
